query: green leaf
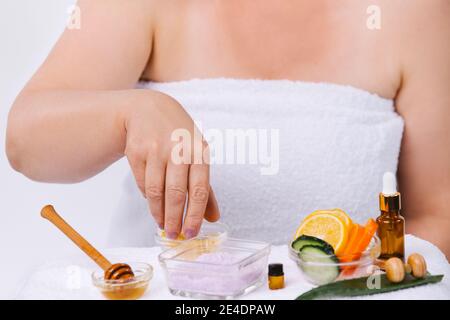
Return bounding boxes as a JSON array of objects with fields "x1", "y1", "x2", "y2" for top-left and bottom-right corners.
[{"x1": 296, "y1": 274, "x2": 444, "y2": 300}]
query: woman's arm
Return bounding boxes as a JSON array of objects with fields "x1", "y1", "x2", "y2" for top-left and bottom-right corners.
[
  {"x1": 6, "y1": 0, "x2": 153, "y2": 182},
  {"x1": 8, "y1": 89, "x2": 150, "y2": 182},
  {"x1": 396, "y1": 2, "x2": 450, "y2": 257},
  {"x1": 5, "y1": 0, "x2": 220, "y2": 237}
]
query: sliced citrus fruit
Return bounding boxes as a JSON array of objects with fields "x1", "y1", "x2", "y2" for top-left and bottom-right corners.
[
  {"x1": 294, "y1": 213, "x2": 349, "y2": 255},
  {"x1": 308, "y1": 208, "x2": 353, "y2": 228}
]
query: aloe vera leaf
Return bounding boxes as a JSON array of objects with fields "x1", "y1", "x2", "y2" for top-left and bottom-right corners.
[{"x1": 296, "y1": 274, "x2": 444, "y2": 300}]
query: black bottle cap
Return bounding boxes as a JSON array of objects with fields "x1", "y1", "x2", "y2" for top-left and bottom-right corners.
[{"x1": 268, "y1": 263, "x2": 284, "y2": 276}]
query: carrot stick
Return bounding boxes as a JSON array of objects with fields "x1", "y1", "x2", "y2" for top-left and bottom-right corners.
[
  {"x1": 340, "y1": 219, "x2": 378, "y2": 274},
  {"x1": 354, "y1": 219, "x2": 378, "y2": 254},
  {"x1": 339, "y1": 224, "x2": 365, "y2": 263}
]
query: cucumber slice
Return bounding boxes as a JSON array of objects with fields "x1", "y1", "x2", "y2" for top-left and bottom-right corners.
[
  {"x1": 298, "y1": 245, "x2": 341, "y2": 284},
  {"x1": 292, "y1": 235, "x2": 335, "y2": 253}
]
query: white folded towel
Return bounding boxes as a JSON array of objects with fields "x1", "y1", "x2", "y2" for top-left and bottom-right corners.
[
  {"x1": 16, "y1": 235, "x2": 449, "y2": 300},
  {"x1": 108, "y1": 78, "x2": 404, "y2": 247}
]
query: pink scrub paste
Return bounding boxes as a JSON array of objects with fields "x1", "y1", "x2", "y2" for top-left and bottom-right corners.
[{"x1": 167, "y1": 252, "x2": 265, "y2": 296}]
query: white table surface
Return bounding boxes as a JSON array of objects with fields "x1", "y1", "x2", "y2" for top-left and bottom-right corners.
[{"x1": 17, "y1": 235, "x2": 450, "y2": 300}]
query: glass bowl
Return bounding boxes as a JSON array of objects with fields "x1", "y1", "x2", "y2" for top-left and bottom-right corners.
[
  {"x1": 154, "y1": 221, "x2": 229, "y2": 249},
  {"x1": 289, "y1": 235, "x2": 381, "y2": 285},
  {"x1": 159, "y1": 237, "x2": 270, "y2": 299},
  {"x1": 92, "y1": 262, "x2": 153, "y2": 300}
]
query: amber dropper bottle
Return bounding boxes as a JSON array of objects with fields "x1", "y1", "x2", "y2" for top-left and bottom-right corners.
[{"x1": 376, "y1": 172, "x2": 405, "y2": 262}]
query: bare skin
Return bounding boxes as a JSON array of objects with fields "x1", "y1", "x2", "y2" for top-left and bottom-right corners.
[{"x1": 5, "y1": 0, "x2": 450, "y2": 255}]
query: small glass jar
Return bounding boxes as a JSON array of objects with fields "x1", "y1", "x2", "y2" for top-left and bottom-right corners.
[
  {"x1": 289, "y1": 235, "x2": 381, "y2": 285},
  {"x1": 159, "y1": 237, "x2": 270, "y2": 299},
  {"x1": 91, "y1": 262, "x2": 153, "y2": 300},
  {"x1": 268, "y1": 263, "x2": 285, "y2": 290}
]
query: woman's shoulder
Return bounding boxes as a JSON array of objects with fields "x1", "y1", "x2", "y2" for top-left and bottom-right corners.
[
  {"x1": 375, "y1": 0, "x2": 449, "y2": 77},
  {"x1": 379, "y1": 0, "x2": 448, "y2": 33},
  {"x1": 391, "y1": 0, "x2": 448, "y2": 60}
]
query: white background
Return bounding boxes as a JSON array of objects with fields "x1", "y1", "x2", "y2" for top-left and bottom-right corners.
[{"x1": 0, "y1": 0, "x2": 130, "y2": 299}]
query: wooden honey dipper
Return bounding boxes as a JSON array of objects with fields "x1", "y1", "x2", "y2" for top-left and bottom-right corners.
[{"x1": 41, "y1": 205, "x2": 134, "y2": 280}]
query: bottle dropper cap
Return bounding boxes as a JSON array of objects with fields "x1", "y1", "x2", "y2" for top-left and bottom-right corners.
[
  {"x1": 379, "y1": 171, "x2": 401, "y2": 212},
  {"x1": 382, "y1": 172, "x2": 397, "y2": 195}
]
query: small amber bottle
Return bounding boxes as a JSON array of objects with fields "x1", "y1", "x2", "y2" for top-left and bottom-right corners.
[
  {"x1": 268, "y1": 263, "x2": 285, "y2": 290},
  {"x1": 376, "y1": 172, "x2": 405, "y2": 262}
]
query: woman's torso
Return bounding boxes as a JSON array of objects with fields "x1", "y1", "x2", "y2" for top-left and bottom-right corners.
[{"x1": 107, "y1": 0, "x2": 405, "y2": 246}]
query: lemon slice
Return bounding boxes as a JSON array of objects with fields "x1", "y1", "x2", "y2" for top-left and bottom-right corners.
[
  {"x1": 308, "y1": 208, "x2": 353, "y2": 228},
  {"x1": 294, "y1": 213, "x2": 349, "y2": 255}
]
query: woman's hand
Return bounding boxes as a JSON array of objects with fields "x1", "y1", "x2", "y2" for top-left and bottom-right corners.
[{"x1": 122, "y1": 90, "x2": 220, "y2": 239}]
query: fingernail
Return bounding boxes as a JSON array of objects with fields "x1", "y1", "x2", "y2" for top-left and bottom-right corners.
[
  {"x1": 167, "y1": 232, "x2": 178, "y2": 240},
  {"x1": 184, "y1": 229, "x2": 197, "y2": 239}
]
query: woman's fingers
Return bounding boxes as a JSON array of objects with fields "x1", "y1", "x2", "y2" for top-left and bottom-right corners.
[
  {"x1": 144, "y1": 158, "x2": 166, "y2": 229},
  {"x1": 204, "y1": 187, "x2": 220, "y2": 222},
  {"x1": 127, "y1": 132, "x2": 219, "y2": 238},
  {"x1": 183, "y1": 163, "x2": 210, "y2": 238},
  {"x1": 164, "y1": 162, "x2": 189, "y2": 239}
]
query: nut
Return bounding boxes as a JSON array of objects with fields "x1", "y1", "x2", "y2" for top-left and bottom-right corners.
[
  {"x1": 385, "y1": 257, "x2": 405, "y2": 283},
  {"x1": 407, "y1": 253, "x2": 427, "y2": 279}
]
